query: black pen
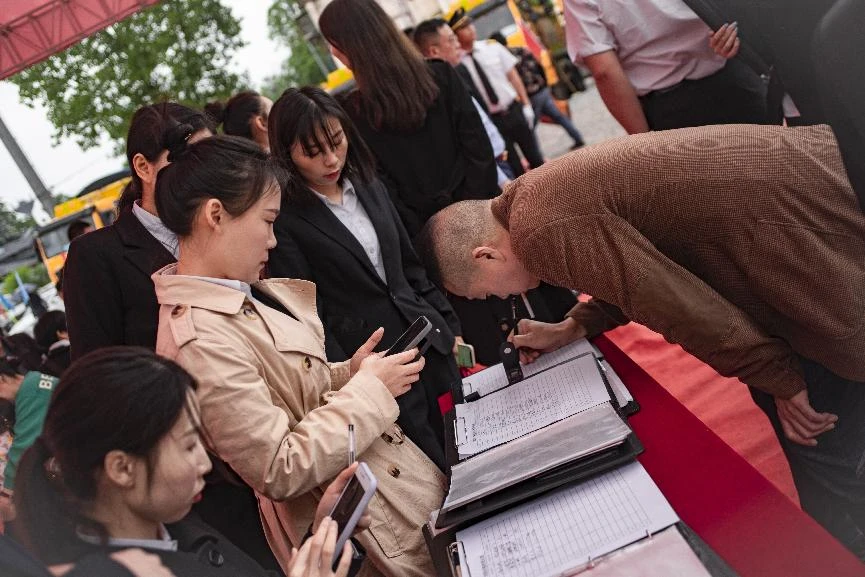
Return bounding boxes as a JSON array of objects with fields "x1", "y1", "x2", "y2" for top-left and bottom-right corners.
[{"x1": 511, "y1": 296, "x2": 520, "y2": 336}]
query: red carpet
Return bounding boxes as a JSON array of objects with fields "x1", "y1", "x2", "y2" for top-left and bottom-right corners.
[{"x1": 605, "y1": 321, "x2": 799, "y2": 504}]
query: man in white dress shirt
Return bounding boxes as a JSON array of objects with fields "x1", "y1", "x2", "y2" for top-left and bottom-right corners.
[
  {"x1": 564, "y1": 0, "x2": 770, "y2": 133},
  {"x1": 450, "y1": 8, "x2": 545, "y2": 177}
]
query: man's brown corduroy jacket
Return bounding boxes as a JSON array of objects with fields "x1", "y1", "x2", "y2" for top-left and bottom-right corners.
[{"x1": 493, "y1": 124, "x2": 865, "y2": 398}]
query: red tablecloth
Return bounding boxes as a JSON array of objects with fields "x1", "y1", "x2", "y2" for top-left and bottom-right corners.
[{"x1": 594, "y1": 335, "x2": 865, "y2": 577}]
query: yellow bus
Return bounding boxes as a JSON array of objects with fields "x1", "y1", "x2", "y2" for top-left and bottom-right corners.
[{"x1": 35, "y1": 171, "x2": 129, "y2": 284}]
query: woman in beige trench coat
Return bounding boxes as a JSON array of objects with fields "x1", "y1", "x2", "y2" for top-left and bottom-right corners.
[{"x1": 151, "y1": 135, "x2": 446, "y2": 577}]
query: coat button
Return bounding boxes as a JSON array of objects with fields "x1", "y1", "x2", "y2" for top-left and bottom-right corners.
[
  {"x1": 303, "y1": 356, "x2": 312, "y2": 370},
  {"x1": 242, "y1": 307, "x2": 257, "y2": 319},
  {"x1": 207, "y1": 549, "x2": 225, "y2": 567},
  {"x1": 171, "y1": 304, "x2": 186, "y2": 318},
  {"x1": 388, "y1": 465, "x2": 401, "y2": 478}
]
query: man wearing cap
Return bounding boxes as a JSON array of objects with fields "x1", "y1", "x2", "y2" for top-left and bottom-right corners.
[
  {"x1": 564, "y1": 0, "x2": 770, "y2": 133},
  {"x1": 450, "y1": 8, "x2": 545, "y2": 177}
]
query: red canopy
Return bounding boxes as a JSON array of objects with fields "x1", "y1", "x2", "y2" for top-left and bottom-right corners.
[{"x1": 0, "y1": 0, "x2": 161, "y2": 80}]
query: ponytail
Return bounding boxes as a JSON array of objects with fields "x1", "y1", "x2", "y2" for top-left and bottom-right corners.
[{"x1": 14, "y1": 437, "x2": 90, "y2": 563}]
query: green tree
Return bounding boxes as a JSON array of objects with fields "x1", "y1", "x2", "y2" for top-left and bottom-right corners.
[
  {"x1": 2, "y1": 264, "x2": 49, "y2": 296},
  {"x1": 0, "y1": 202, "x2": 35, "y2": 245},
  {"x1": 10, "y1": 0, "x2": 246, "y2": 152},
  {"x1": 263, "y1": 0, "x2": 334, "y2": 98}
]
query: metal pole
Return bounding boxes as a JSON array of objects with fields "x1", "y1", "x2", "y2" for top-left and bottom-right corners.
[{"x1": 0, "y1": 113, "x2": 55, "y2": 214}]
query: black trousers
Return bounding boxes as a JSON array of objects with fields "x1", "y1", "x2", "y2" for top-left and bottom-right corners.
[
  {"x1": 491, "y1": 101, "x2": 545, "y2": 176},
  {"x1": 749, "y1": 357, "x2": 865, "y2": 560},
  {"x1": 639, "y1": 59, "x2": 772, "y2": 130}
]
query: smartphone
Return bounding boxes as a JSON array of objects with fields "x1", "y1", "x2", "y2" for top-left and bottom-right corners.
[
  {"x1": 385, "y1": 316, "x2": 433, "y2": 356},
  {"x1": 329, "y1": 462, "x2": 378, "y2": 567},
  {"x1": 456, "y1": 342, "x2": 476, "y2": 368}
]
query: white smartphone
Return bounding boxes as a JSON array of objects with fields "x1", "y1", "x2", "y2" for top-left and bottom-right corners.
[{"x1": 329, "y1": 462, "x2": 378, "y2": 567}]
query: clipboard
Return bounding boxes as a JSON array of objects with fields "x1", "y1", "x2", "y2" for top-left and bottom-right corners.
[
  {"x1": 451, "y1": 349, "x2": 641, "y2": 416},
  {"x1": 438, "y1": 405, "x2": 643, "y2": 528},
  {"x1": 424, "y1": 518, "x2": 739, "y2": 577}
]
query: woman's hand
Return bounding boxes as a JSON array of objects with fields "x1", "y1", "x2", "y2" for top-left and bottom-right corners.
[
  {"x1": 350, "y1": 328, "x2": 385, "y2": 376},
  {"x1": 358, "y1": 349, "x2": 424, "y2": 397},
  {"x1": 313, "y1": 463, "x2": 371, "y2": 535},
  {"x1": 709, "y1": 22, "x2": 740, "y2": 59},
  {"x1": 452, "y1": 335, "x2": 465, "y2": 355},
  {"x1": 289, "y1": 518, "x2": 352, "y2": 577}
]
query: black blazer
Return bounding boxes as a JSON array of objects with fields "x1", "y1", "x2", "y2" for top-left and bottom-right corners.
[
  {"x1": 0, "y1": 534, "x2": 135, "y2": 577},
  {"x1": 64, "y1": 211, "x2": 175, "y2": 361},
  {"x1": 342, "y1": 60, "x2": 499, "y2": 237},
  {"x1": 268, "y1": 178, "x2": 461, "y2": 361},
  {"x1": 36, "y1": 516, "x2": 273, "y2": 577}
]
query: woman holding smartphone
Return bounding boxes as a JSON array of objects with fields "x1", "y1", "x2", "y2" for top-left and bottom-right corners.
[
  {"x1": 152, "y1": 135, "x2": 445, "y2": 577},
  {"x1": 14, "y1": 347, "x2": 357, "y2": 577},
  {"x1": 267, "y1": 86, "x2": 462, "y2": 471}
]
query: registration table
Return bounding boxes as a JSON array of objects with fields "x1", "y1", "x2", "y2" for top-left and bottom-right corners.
[{"x1": 593, "y1": 335, "x2": 865, "y2": 577}]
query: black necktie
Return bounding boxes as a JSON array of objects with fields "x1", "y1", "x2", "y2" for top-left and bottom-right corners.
[{"x1": 469, "y1": 52, "x2": 499, "y2": 106}]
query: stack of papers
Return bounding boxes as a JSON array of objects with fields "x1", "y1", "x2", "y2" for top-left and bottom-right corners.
[
  {"x1": 454, "y1": 353, "x2": 612, "y2": 458},
  {"x1": 455, "y1": 462, "x2": 680, "y2": 577}
]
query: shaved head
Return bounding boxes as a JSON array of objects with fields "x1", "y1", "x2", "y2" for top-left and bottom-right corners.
[{"x1": 416, "y1": 200, "x2": 497, "y2": 292}]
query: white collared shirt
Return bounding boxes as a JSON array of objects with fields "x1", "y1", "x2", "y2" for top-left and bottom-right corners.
[
  {"x1": 460, "y1": 41, "x2": 519, "y2": 114},
  {"x1": 78, "y1": 524, "x2": 178, "y2": 552},
  {"x1": 564, "y1": 0, "x2": 725, "y2": 96},
  {"x1": 185, "y1": 276, "x2": 252, "y2": 299},
  {"x1": 132, "y1": 200, "x2": 180, "y2": 258},
  {"x1": 312, "y1": 179, "x2": 387, "y2": 284}
]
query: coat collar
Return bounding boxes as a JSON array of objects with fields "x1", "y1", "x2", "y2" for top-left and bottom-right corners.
[
  {"x1": 114, "y1": 210, "x2": 176, "y2": 277},
  {"x1": 152, "y1": 265, "x2": 327, "y2": 357},
  {"x1": 291, "y1": 182, "x2": 387, "y2": 287}
]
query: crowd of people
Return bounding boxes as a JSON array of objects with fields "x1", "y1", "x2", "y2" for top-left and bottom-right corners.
[{"x1": 0, "y1": 0, "x2": 863, "y2": 574}]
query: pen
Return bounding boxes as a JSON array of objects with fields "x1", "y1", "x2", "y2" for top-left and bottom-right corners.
[
  {"x1": 348, "y1": 423, "x2": 356, "y2": 466},
  {"x1": 511, "y1": 296, "x2": 520, "y2": 335}
]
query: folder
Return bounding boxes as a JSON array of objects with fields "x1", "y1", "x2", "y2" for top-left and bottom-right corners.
[
  {"x1": 438, "y1": 353, "x2": 642, "y2": 528},
  {"x1": 424, "y1": 463, "x2": 739, "y2": 577}
]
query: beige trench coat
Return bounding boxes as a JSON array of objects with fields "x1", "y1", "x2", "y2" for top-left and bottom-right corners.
[{"x1": 153, "y1": 266, "x2": 445, "y2": 577}]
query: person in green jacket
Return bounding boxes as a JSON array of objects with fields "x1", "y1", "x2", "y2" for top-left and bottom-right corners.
[{"x1": 0, "y1": 357, "x2": 58, "y2": 515}]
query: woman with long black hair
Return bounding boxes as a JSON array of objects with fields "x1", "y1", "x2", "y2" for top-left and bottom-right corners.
[{"x1": 268, "y1": 86, "x2": 462, "y2": 471}]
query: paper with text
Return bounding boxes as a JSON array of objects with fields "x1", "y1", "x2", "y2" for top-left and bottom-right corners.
[
  {"x1": 455, "y1": 354, "x2": 609, "y2": 457},
  {"x1": 456, "y1": 462, "x2": 679, "y2": 577}
]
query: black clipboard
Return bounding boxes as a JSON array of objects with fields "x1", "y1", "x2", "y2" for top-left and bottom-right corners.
[
  {"x1": 424, "y1": 517, "x2": 739, "y2": 577},
  {"x1": 437, "y1": 405, "x2": 643, "y2": 529}
]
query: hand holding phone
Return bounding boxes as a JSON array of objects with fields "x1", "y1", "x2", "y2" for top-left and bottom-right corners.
[{"x1": 328, "y1": 462, "x2": 378, "y2": 568}]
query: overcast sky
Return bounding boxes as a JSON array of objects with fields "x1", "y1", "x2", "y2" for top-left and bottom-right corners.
[{"x1": 0, "y1": 0, "x2": 286, "y2": 220}]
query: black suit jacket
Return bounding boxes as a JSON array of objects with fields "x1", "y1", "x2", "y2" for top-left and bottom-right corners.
[
  {"x1": 268, "y1": 178, "x2": 461, "y2": 361},
  {"x1": 64, "y1": 210, "x2": 176, "y2": 361}
]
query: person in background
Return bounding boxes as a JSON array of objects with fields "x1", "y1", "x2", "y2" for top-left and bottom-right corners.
[
  {"x1": 0, "y1": 357, "x2": 58, "y2": 524},
  {"x1": 55, "y1": 220, "x2": 94, "y2": 297},
  {"x1": 66, "y1": 220, "x2": 93, "y2": 243},
  {"x1": 34, "y1": 310, "x2": 70, "y2": 378},
  {"x1": 268, "y1": 86, "x2": 463, "y2": 471},
  {"x1": 1, "y1": 334, "x2": 44, "y2": 374},
  {"x1": 412, "y1": 18, "x2": 513, "y2": 185},
  {"x1": 489, "y1": 32, "x2": 585, "y2": 150},
  {"x1": 318, "y1": 0, "x2": 498, "y2": 239},
  {"x1": 205, "y1": 91, "x2": 273, "y2": 152},
  {"x1": 13, "y1": 347, "x2": 357, "y2": 577},
  {"x1": 450, "y1": 8, "x2": 545, "y2": 177},
  {"x1": 153, "y1": 135, "x2": 444, "y2": 576},
  {"x1": 63, "y1": 103, "x2": 213, "y2": 360},
  {"x1": 563, "y1": 0, "x2": 770, "y2": 133}
]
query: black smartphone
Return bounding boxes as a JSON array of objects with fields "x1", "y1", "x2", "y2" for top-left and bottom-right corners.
[{"x1": 384, "y1": 316, "x2": 433, "y2": 356}]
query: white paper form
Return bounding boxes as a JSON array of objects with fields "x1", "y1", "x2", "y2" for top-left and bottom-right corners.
[
  {"x1": 462, "y1": 339, "x2": 598, "y2": 399},
  {"x1": 443, "y1": 404, "x2": 631, "y2": 511},
  {"x1": 455, "y1": 462, "x2": 679, "y2": 577},
  {"x1": 455, "y1": 354, "x2": 609, "y2": 458}
]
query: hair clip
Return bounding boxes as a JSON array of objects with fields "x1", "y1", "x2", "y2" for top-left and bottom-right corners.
[{"x1": 44, "y1": 456, "x2": 62, "y2": 480}]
